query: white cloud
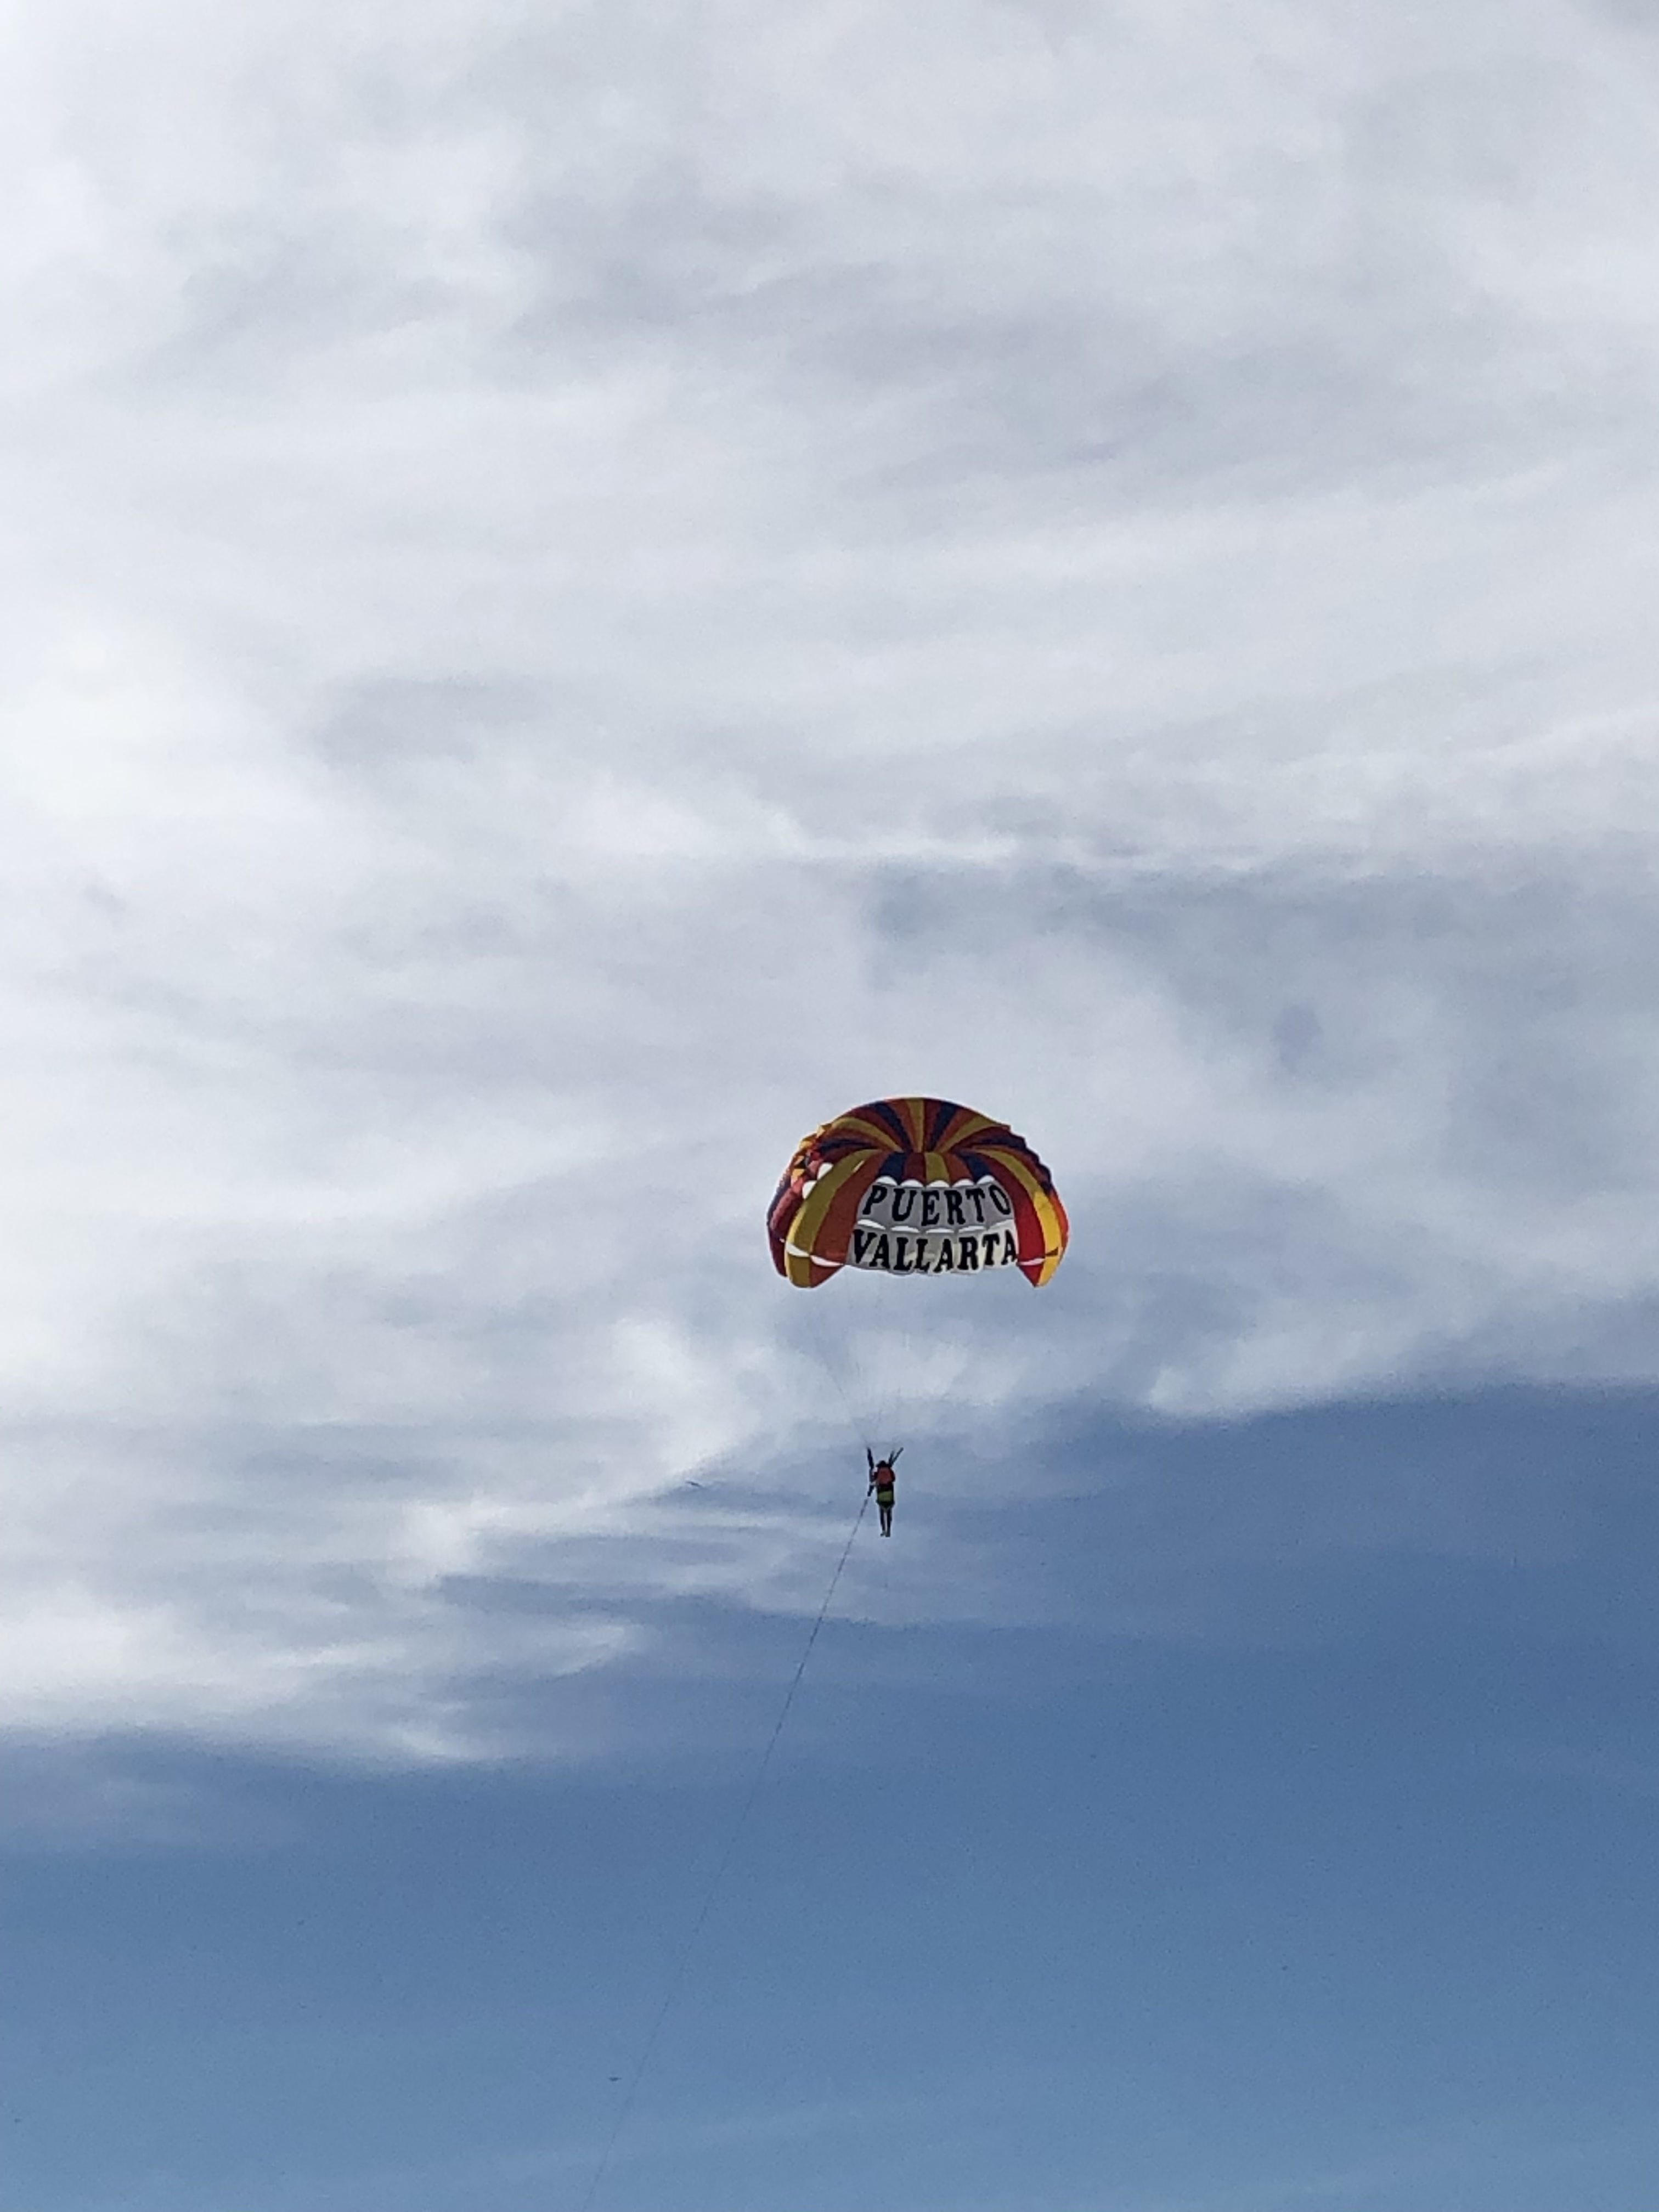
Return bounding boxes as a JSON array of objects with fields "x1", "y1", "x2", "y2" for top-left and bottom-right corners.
[{"x1": 6, "y1": 0, "x2": 1659, "y2": 1754}]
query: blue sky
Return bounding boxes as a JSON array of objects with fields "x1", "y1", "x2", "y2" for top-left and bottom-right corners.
[
  {"x1": 8, "y1": 1386, "x2": 1659, "y2": 2210},
  {"x1": 7, "y1": 0, "x2": 1659, "y2": 2205}
]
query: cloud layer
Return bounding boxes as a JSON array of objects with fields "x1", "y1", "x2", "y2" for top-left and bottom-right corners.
[{"x1": 7, "y1": 0, "x2": 1659, "y2": 1754}]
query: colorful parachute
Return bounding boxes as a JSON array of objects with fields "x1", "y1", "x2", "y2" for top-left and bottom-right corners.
[{"x1": 769, "y1": 1097, "x2": 1068, "y2": 1290}]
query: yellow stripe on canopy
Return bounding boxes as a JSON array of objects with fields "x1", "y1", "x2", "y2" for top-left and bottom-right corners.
[
  {"x1": 782, "y1": 1151, "x2": 872, "y2": 1285},
  {"x1": 995, "y1": 1153, "x2": 1068, "y2": 1284}
]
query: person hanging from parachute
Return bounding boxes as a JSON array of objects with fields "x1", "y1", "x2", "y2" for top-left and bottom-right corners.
[
  {"x1": 866, "y1": 1446, "x2": 901, "y2": 1536},
  {"x1": 770, "y1": 1098, "x2": 1069, "y2": 1533}
]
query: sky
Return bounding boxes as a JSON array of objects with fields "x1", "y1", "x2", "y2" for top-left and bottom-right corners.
[{"x1": 5, "y1": 0, "x2": 1659, "y2": 2205}]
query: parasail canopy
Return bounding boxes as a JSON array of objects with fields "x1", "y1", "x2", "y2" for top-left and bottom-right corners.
[{"x1": 769, "y1": 1096, "x2": 1068, "y2": 1290}]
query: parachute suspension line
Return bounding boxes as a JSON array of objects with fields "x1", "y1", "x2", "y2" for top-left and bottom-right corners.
[
  {"x1": 574, "y1": 1487, "x2": 872, "y2": 2212},
  {"x1": 797, "y1": 1294, "x2": 879, "y2": 1460},
  {"x1": 816, "y1": 1335, "x2": 878, "y2": 1460}
]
